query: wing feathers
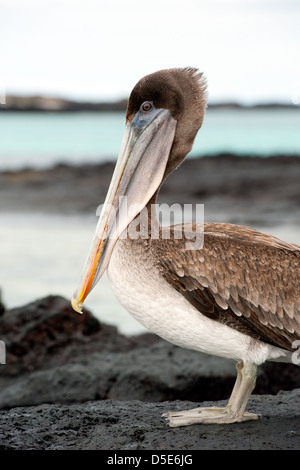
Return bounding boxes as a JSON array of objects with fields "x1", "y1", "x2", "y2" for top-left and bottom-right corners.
[{"x1": 153, "y1": 223, "x2": 300, "y2": 351}]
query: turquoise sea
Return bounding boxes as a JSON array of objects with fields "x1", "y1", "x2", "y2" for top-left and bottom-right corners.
[{"x1": 0, "y1": 108, "x2": 300, "y2": 170}]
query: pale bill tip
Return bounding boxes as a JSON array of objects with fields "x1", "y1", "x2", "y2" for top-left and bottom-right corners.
[{"x1": 71, "y1": 296, "x2": 83, "y2": 314}]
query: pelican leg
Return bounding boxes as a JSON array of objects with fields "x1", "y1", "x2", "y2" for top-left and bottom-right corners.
[{"x1": 163, "y1": 361, "x2": 260, "y2": 426}]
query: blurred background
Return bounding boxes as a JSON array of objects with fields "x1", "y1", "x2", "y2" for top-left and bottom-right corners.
[{"x1": 0, "y1": 0, "x2": 300, "y2": 335}]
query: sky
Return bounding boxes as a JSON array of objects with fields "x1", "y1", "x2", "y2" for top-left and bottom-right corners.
[{"x1": 0, "y1": 0, "x2": 300, "y2": 104}]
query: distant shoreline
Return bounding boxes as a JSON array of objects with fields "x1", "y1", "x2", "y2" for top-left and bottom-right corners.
[
  {"x1": 1, "y1": 154, "x2": 300, "y2": 231},
  {"x1": 1, "y1": 95, "x2": 299, "y2": 112}
]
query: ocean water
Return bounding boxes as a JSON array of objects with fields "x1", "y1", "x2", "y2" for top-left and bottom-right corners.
[
  {"x1": 0, "y1": 108, "x2": 300, "y2": 170},
  {"x1": 0, "y1": 212, "x2": 144, "y2": 335}
]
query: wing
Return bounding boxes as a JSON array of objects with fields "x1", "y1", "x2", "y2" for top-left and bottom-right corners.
[{"x1": 152, "y1": 223, "x2": 300, "y2": 351}]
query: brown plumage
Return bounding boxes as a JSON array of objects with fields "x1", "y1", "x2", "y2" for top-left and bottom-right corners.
[
  {"x1": 127, "y1": 67, "x2": 207, "y2": 178},
  {"x1": 152, "y1": 222, "x2": 300, "y2": 351}
]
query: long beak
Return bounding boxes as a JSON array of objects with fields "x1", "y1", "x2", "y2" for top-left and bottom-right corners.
[{"x1": 71, "y1": 105, "x2": 177, "y2": 313}]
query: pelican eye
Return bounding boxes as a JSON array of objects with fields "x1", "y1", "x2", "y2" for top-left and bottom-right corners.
[{"x1": 141, "y1": 101, "x2": 153, "y2": 112}]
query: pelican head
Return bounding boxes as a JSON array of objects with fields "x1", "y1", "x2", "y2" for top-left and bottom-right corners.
[{"x1": 72, "y1": 67, "x2": 207, "y2": 313}]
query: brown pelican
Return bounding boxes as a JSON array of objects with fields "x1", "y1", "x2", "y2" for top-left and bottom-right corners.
[{"x1": 72, "y1": 68, "x2": 300, "y2": 425}]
